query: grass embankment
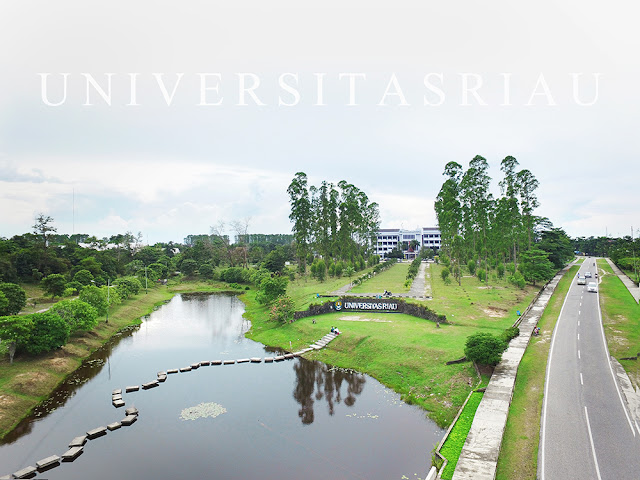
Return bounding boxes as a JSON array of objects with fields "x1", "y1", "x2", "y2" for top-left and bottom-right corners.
[
  {"x1": 0, "y1": 280, "x2": 228, "y2": 439},
  {"x1": 350, "y1": 261, "x2": 411, "y2": 294},
  {"x1": 245, "y1": 263, "x2": 539, "y2": 428},
  {"x1": 495, "y1": 265, "x2": 578, "y2": 480},
  {"x1": 598, "y1": 259, "x2": 640, "y2": 387},
  {"x1": 439, "y1": 391, "x2": 484, "y2": 480}
]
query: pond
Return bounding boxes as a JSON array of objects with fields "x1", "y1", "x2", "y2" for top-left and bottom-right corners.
[{"x1": 0, "y1": 293, "x2": 444, "y2": 480}]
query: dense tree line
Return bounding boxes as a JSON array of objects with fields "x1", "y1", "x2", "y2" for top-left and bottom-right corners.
[
  {"x1": 288, "y1": 172, "x2": 380, "y2": 275},
  {"x1": 434, "y1": 155, "x2": 574, "y2": 287}
]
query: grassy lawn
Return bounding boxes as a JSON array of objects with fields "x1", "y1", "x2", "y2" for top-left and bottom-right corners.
[
  {"x1": 245, "y1": 264, "x2": 539, "y2": 428},
  {"x1": 495, "y1": 264, "x2": 578, "y2": 480},
  {"x1": 0, "y1": 279, "x2": 229, "y2": 439},
  {"x1": 350, "y1": 261, "x2": 411, "y2": 294},
  {"x1": 598, "y1": 259, "x2": 640, "y2": 387}
]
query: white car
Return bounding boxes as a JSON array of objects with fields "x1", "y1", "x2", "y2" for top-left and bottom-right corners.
[{"x1": 588, "y1": 282, "x2": 598, "y2": 293}]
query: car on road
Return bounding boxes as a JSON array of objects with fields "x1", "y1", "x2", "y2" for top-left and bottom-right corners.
[
  {"x1": 584, "y1": 271, "x2": 592, "y2": 278},
  {"x1": 588, "y1": 281, "x2": 598, "y2": 292},
  {"x1": 577, "y1": 276, "x2": 586, "y2": 285}
]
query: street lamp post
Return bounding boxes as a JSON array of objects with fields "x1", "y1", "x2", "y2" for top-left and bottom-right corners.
[
  {"x1": 145, "y1": 266, "x2": 148, "y2": 294},
  {"x1": 106, "y1": 278, "x2": 110, "y2": 324}
]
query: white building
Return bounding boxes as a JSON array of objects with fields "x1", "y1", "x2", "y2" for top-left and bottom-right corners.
[{"x1": 374, "y1": 227, "x2": 442, "y2": 259}]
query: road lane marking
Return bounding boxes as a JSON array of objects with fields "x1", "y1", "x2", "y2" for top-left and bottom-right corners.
[
  {"x1": 595, "y1": 289, "x2": 636, "y2": 436},
  {"x1": 578, "y1": 350, "x2": 581, "y2": 359},
  {"x1": 578, "y1": 333, "x2": 580, "y2": 340},
  {"x1": 579, "y1": 310, "x2": 581, "y2": 315},
  {"x1": 636, "y1": 421, "x2": 640, "y2": 436},
  {"x1": 580, "y1": 373, "x2": 584, "y2": 385},
  {"x1": 578, "y1": 321, "x2": 580, "y2": 326},
  {"x1": 584, "y1": 406, "x2": 603, "y2": 480}
]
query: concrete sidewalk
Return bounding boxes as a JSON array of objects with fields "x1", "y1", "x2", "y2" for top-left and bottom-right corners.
[
  {"x1": 451, "y1": 265, "x2": 571, "y2": 480},
  {"x1": 605, "y1": 258, "x2": 640, "y2": 303}
]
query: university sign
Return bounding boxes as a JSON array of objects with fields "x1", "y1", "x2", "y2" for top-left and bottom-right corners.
[{"x1": 336, "y1": 300, "x2": 399, "y2": 312}]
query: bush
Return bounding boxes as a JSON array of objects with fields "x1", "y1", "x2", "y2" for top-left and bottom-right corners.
[
  {"x1": 23, "y1": 311, "x2": 70, "y2": 355},
  {"x1": 502, "y1": 326, "x2": 520, "y2": 343},
  {"x1": 116, "y1": 277, "x2": 142, "y2": 299},
  {"x1": 73, "y1": 269, "x2": 94, "y2": 286},
  {"x1": 509, "y1": 271, "x2": 526, "y2": 289},
  {"x1": 269, "y1": 295, "x2": 295, "y2": 324},
  {"x1": 65, "y1": 281, "x2": 83, "y2": 295},
  {"x1": 477, "y1": 269, "x2": 486, "y2": 282},
  {"x1": 79, "y1": 285, "x2": 108, "y2": 316},
  {"x1": 467, "y1": 260, "x2": 477, "y2": 276},
  {"x1": 220, "y1": 267, "x2": 247, "y2": 284},
  {"x1": 256, "y1": 275, "x2": 288, "y2": 305},
  {"x1": 0, "y1": 283, "x2": 27, "y2": 315},
  {"x1": 198, "y1": 263, "x2": 216, "y2": 280},
  {"x1": 50, "y1": 299, "x2": 99, "y2": 333},
  {"x1": 41, "y1": 274, "x2": 67, "y2": 298},
  {"x1": 441, "y1": 267, "x2": 450, "y2": 283},
  {"x1": 496, "y1": 263, "x2": 505, "y2": 278},
  {"x1": 464, "y1": 333, "x2": 507, "y2": 366}
]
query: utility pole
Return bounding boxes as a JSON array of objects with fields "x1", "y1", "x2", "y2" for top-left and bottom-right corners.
[{"x1": 106, "y1": 278, "x2": 110, "y2": 324}]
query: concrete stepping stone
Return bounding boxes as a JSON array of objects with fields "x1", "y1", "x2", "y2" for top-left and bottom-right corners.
[
  {"x1": 250, "y1": 357, "x2": 262, "y2": 363},
  {"x1": 112, "y1": 394, "x2": 123, "y2": 401},
  {"x1": 265, "y1": 357, "x2": 274, "y2": 363},
  {"x1": 142, "y1": 380, "x2": 159, "y2": 389},
  {"x1": 61, "y1": 446, "x2": 83, "y2": 461},
  {"x1": 284, "y1": 353, "x2": 294, "y2": 359},
  {"x1": 69, "y1": 435, "x2": 87, "y2": 447},
  {"x1": 125, "y1": 385, "x2": 139, "y2": 392},
  {"x1": 167, "y1": 369, "x2": 179, "y2": 374},
  {"x1": 211, "y1": 360, "x2": 222, "y2": 365},
  {"x1": 223, "y1": 360, "x2": 235, "y2": 365},
  {"x1": 112, "y1": 399, "x2": 125, "y2": 408},
  {"x1": 36, "y1": 455, "x2": 60, "y2": 470},
  {"x1": 237, "y1": 358, "x2": 250, "y2": 363},
  {"x1": 190, "y1": 363, "x2": 200, "y2": 369},
  {"x1": 200, "y1": 361, "x2": 210, "y2": 366},
  {"x1": 157, "y1": 371, "x2": 167, "y2": 376},
  {"x1": 125, "y1": 407, "x2": 139, "y2": 416},
  {"x1": 121, "y1": 415, "x2": 137, "y2": 426},
  {"x1": 112, "y1": 388, "x2": 122, "y2": 395},
  {"x1": 13, "y1": 466, "x2": 37, "y2": 478},
  {"x1": 1, "y1": 474, "x2": 11, "y2": 480},
  {"x1": 274, "y1": 356, "x2": 285, "y2": 361},
  {"x1": 157, "y1": 374, "x2": 167, "y2": 383},
  {"x1": 86, "y1": 426, "x2": 107, "y2": 439},
  {"x1": 179, "y1": 366, "x2": 192, "y2": 372},
  {"x1": 107, "y1": 422, "x2": 121, "y2": 431}
]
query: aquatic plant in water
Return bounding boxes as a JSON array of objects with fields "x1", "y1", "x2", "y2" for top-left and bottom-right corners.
[{"x1": 180, "y1": 402, "x2": 227, "y2": 421}]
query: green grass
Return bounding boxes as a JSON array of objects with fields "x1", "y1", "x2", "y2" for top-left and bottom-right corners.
[
  {"x1": 439, "y1": 391, "x2": 484, "y2": 479},
  {"x1": 598, "y1": 259, "x2": 640, "y2": 387},
  {"x1": 350, "y1": 262, "x2": 411, "y2": 293},
  {"x1": 245, "y1": 266, "x2": 539, "y2": 428},
  {"x1": 495, "y1": 265, "x2": 578, "y2": 480}
]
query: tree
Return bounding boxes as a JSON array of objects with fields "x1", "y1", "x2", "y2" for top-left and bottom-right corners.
[
  {"x1": 520, "y1": 248, "x2": 556, "y2": 286},
  {"x1": 23, "y1": 311, "x2": 70, "y2": 355},
  {"x1": 73, "y1": 269, "x2": 94, "y2": 286},
  {"x1": 198, "y1": 263, "x2": 215, "y2": 279},
  {"x1": 0, "y1": 283, "x2": 27, "y2": 315},
  {"x1": 262, "y1": 247, "x2": 287, "y2": 273},
  {"x1": 0, "y1": 315, "x2": 33, "y2": 363},
  {"x1": 41, "y1": 273, "x2": 68, "y2": 298},
  {"x1": 288, "y1": 172, "x2": 312, "y2": 275},
  {"x1": 539, "y1": 228, "x2": 574, "y2": 269},
  {"x1": 0, "y1": 291, "x2": 8, "y2": 314},
  {"x1": 464, "y1": 333, "x2": 507, "y2": 366},
  {"x1": 269, "y1": 295, "x2": 295, "y2": 323},
  {"x1": 115, "y1": 277, "x2": 142, "y2": 299},
  {"x1": 79, "y1": 285, "x2": 108, "y2": 316},
  {"x1": 50, "y1": 300, "x2": 98, "y2": 333},
  {"x1": 256, "y1": 276, "x2": 289, "y2": 305}
]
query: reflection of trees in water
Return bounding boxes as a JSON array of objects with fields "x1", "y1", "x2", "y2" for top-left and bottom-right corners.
[{"x1": 293, "y1": 358, "x2": 366, "y2": 425}]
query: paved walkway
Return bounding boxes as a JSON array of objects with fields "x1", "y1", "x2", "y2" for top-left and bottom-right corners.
[
  {"x1": 605, "y1": 257, "x2": 640, "y2": 303},
  {"x1": 451, "y1": 264, "x2": 572, "y2": 480}
]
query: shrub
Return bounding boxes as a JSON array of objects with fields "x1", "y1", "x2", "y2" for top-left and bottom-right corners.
[
  {"x1": 441, "y1": 267, "x2": 450, "y2": 283},
  {"x1": 467, "y1": 260, "x2": 477, "y2": 276},
  {"x1": 509, "y1": 272, "x2": 526, "y2": 289},
  {"x1": 198, "y1": 263, "x2": 215, "y2": 280},
  {"x1": 269, "y1": 295, "x2": 295, "y2": 324},
  {"x1": 116, "y1": 277, "x2": 142, "y2": 299},
  {"x1": 65, "y1": 281, "x2": 83, "y2": 295},
  {"x1": 50, "y1": 299, "x2": 99, "y2": 333},
  {"x1": 256, "y1": 275, "x2": 288, "y2": 305},
  {"x1": 79, "y1": 285, "x2": 108, "y2": 316},
  {"x1": 502, "y1": 326, "x2": 520, "y2": 343},
  {"x1": 477, "y1": 269, "x2": 486, "y2": 282},
  {"x1": 23, "y1": 312, "x2": 70, "y2": 355},
  {"x1": 41, "y1": 274, "x2": 68, "y2": 298},
  {"x1": 73, "y1": 269, "x2": 94, "y2": 286},
  {"x1": 220, "y1": 267, "x2": 247, "y2": 284},
  {"x1": 0, "y1": 283, "x2": 27, "y2": 315},
  {"x1": 229, "y1": 283, "x2": 242, "y2": 290},
  {"x1": 464, "y1": 333, "x2": 507, "y2": 366},
  {"x1": 496, "y1": 263, "x2": 505, "y2": 278}
]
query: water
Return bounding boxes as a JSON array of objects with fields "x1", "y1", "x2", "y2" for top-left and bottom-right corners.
[{"x1": 0, "y1": 293, "x2": 444, "y2": 479}]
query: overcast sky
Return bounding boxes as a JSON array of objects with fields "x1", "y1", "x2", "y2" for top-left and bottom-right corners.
[{"x1": 1, "y1": 0, "x2": 638, "y2": 244}]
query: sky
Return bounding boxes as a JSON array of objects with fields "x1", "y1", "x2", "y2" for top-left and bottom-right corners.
[{"x1": 1, "y1": 1, "x2": 639, "y2": 244}]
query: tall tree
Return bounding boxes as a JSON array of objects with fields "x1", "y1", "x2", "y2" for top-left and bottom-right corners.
[{"x1": 287, "y1": 172, "x2": 312, "y2": 274}]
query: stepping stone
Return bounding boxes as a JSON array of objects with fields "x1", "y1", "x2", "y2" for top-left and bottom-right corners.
[
  {"x1": 86, "y1": 426, "x2": 107, "y2": 439},
  {"x1": 112, "y1": 399, "x2": 125, "y2": 408},
  {"x1": 69, "y1": 435, "x2": 87, "y2": 447},
  {"x1": 1, "y1": 475, "x2": 11, "y2": 480},
  {"x1": 36, "y1": 455, "x2": 60, "y2": 470},
  {"x1": 190, "y1": 363, "x2": 200, "y2": 369},
  {"x1": 125, "y1": 407, "x2": 139, "y2": 416},
  {"x1": 274, "y1": 356, "x2": 285, "y2": 361},
  {"x1": 157, "y1": 371, "x2": 167, "y2": 376},
  {"x1": 284, "y1": 354, "x2": 294, "y2": 359},
  {"x1": 107, "y1": 422, "x2": 121, "y2": 431},
  {"x1": 250, "y1": 357, "x2": 262, "y2": 363},
  {"x1": 142, "y1": 380, "x2": 159, "y2": 389},
  {"x1": 112, "y1": 394, "x2": 123, "y2": 401},
  {"x1": 223, "y1": 360, "x2": 235, "y2": 365},
  {"x1": 61, "y1": 446, "x2": 83, "y2": 461},
  {"x1": 121, "y1": 415, "x2": 137, "y2": 426},
  {"x1": 237, "y1": 358, "x2": 250, "y2": 363},
  {"x1": 157, "y1": 374, "x2": 167, "y2": 382},
  {"x1": 180, "y1": 366, "x2": 192, "y2": 372},
  {"x1": 312, "y1": 345, "x2": 322, "y2": 350},
  {"x1": 293, "y1": 351, "x2": 304, "y2": 356},
  {"x1": 112, "y1": 388, "x2": 122, "y2": 395},
  {"x1": 125, "y1": 385, "x2": 139, "y2": 393},
  {"x1": 167, "y1": 369, "x2": 179, "y2": 374},
  {"x1": 265, "y1": 357, "x2": 274, "y2": 363},
  {"x1": 13, "y1": 466, "x2": 37, "y2": 478},
  {"x1": 211, "y1": 360, "x2": 222, "y2": 365},
  {"x1": 200, "y1": 361, "x2": 210, "y2": 366}
]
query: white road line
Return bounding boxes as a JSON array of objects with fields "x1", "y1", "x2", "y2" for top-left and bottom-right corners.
[
  {"x1": 578, "y1": 333, "x2": 580, "y2": 340},
  {"x1": 578, "y1": 321, "x2": 581, "y2": 326},
  {"x1": 578, "y1": 350, "x2": 581, "y2": 359},
  {"x1": 580, "y1": 373, "x2": 584, "y2": 385},
  {"x1": 584, "y1": 406, "x2": 603, "y2": 480},
  {"x1": 636, "y1": 421, "x2": 640, "y2": 436},
  {"x1": 579, "y1": 310, "x2": 581, "y2": 315}
]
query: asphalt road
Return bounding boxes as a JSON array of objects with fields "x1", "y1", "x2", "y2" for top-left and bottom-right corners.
[{"x1": 540, "y1": 258, "x2": 640, "y2": 480}]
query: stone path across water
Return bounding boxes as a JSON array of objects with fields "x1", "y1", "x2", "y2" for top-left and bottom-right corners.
[{"x1": 3, "y1": 333, "x2": 339, "y2": 480}]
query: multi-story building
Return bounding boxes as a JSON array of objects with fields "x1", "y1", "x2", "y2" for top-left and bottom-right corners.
[{"x1": 374, "y1": 227, "x2": 442, "y2": 259}]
